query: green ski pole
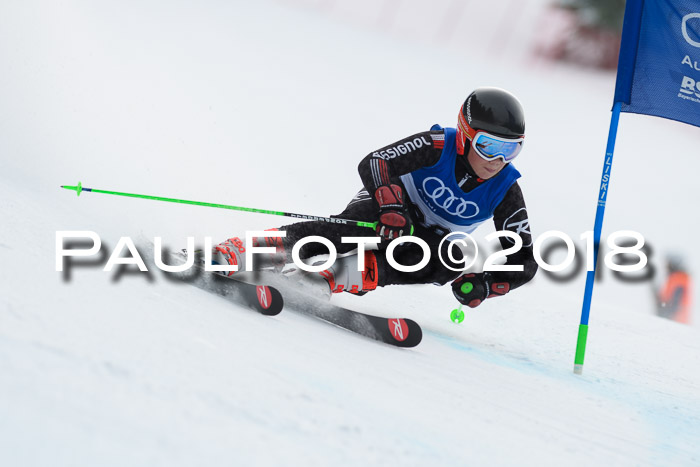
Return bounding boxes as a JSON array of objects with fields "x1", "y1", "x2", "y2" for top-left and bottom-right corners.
[{"x1": 61, "y1": 181, "x2": 378, "y2": 229}]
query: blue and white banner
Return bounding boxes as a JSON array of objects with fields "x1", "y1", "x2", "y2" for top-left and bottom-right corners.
[{"x1": 614, "y1": 0, "x2": 700, "y2": 128}]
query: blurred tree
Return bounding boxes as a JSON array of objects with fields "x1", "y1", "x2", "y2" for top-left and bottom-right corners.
[
  {"x1": 534, "y1": 0, "x2": 626, "y2": 69},
  {"x1": 560, "y1": 0, "x2": 626, "y2": 32}
]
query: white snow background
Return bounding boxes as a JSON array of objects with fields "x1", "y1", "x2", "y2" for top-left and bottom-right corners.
[{"x1": 1, "y1": 0, "x2": 699, "y2": 465}]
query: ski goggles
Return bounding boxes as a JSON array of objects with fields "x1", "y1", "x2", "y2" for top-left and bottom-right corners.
[{"x1": 470, "y1": 131, "x2": 524, "y2": 163}]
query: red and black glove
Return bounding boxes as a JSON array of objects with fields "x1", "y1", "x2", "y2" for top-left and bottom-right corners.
[
  {"x1": 374, "y1": 184, "x2": 413, "y2": 241},
  {"x1": 451, "y1": 273, "x2": 511, "y2": 308}
]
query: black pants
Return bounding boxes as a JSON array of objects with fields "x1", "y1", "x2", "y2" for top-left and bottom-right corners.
[{"x1": 278, "y1": 189, "x2": 463, "y2": 287}]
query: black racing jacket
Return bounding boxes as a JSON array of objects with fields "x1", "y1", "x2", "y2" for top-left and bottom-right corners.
[{"x1": 358, "y1": 127, "x2": 538, "y2": 290}]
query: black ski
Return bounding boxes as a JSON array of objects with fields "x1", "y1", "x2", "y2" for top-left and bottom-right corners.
[
  {"x1": 166, "y1": 251, "x2": 284, "y2": 316},
  {"x1": 239, "y1": 271, "x2": 423, "y2": 347},
  {"x1": 167, "y1": 248, "x2": 420, "y2": 345},
  {"x1": 301, "y1": 299, "x2": 423, "y2": 348}
]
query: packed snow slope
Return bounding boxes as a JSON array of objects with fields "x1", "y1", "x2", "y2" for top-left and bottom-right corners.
[{"x1": 1, "y1": 1, "x2": 699, "y2": 466}]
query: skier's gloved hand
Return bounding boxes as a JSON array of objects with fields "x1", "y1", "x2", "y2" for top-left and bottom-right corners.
[
  {"x1": 374, "y1": 184, "x2": 413, "y2": 241},
  {"x1": 451, "y1": 273, "x2": 510, "y2": 308}
]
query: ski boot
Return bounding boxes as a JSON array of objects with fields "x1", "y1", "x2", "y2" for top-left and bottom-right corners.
[
  {"x1": 318, "y1": 251, "x2": 379, "y2": 296},
  {"x1": 211, "y1": 229, "x2": 287, "y2": 277}
]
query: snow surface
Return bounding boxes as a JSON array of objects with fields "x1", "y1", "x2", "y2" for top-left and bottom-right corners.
[{"x1": 1, "y1": 0, "x2": 699, "y2": 465}]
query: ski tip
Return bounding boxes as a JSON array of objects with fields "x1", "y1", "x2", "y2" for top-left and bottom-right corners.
[
  {"x1": 257, "y1": 285, "x2": 284, "y2": 316},
  {"x1": 406, "y1": 320, "x2": 423, "y2": 347},
  {"x1": 387, "y1": 318, "x2": 422, "y2": 347}
]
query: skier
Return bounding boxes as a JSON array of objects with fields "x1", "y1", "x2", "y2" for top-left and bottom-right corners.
[
  {"x1": 655, "y1": 254, "x2": 692, "y2": 324},
  {"x1": 213, "y1": 87, "x2": 538, "y2": 308}
]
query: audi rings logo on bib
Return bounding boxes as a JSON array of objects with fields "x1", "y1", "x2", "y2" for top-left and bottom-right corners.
[{"x1": 422, "y1": 177, "x2": 479, "y2": 219}]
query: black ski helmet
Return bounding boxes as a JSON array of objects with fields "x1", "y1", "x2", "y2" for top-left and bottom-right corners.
[{"x1": 457, "y1": 87, "x2": 525, "y2": 155}]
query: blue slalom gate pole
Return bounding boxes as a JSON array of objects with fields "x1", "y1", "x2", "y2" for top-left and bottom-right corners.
[{"x1": 573, "y1": 101, "x2": 622, "y2": 375}]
